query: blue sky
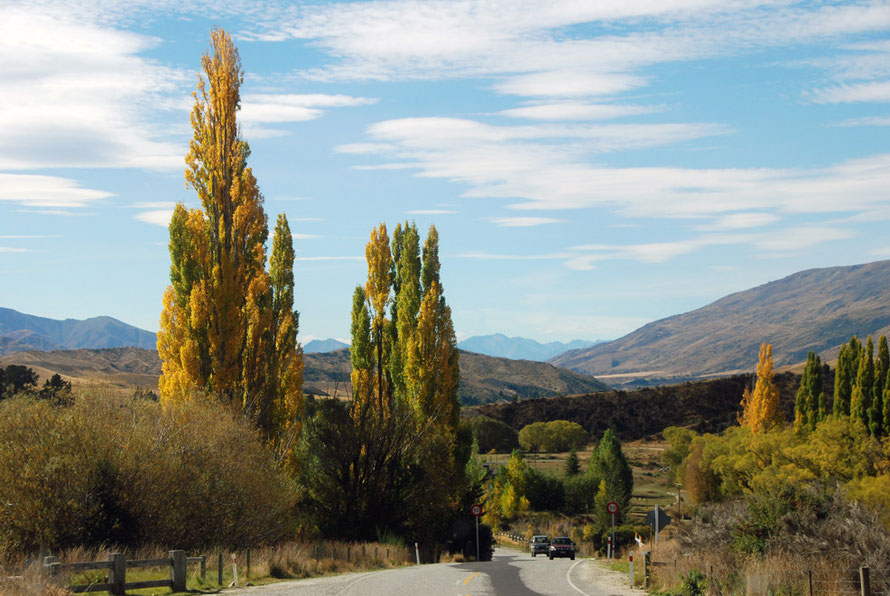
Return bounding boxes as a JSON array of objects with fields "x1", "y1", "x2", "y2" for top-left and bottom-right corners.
[{"x1": 2, "y1": 0, "x2": 889, "y2": 344}]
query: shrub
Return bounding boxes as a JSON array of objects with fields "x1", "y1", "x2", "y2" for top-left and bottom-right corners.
[
  {"x1": 680, "y1": 570, "x2": 708, "y2": 596},
  {"x1": 0, "y1": 390, "x2": 296, "y2": 555},
  {"x1": 462, "y1": 415, "x2": 518, "y2": 453},
  {"x1": 518, "y1": 420, "x2": 587, "y2": 452}
]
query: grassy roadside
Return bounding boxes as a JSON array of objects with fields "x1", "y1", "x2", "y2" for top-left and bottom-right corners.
[{"x1": 1, "y1": 541, "x2": 413, "y2": 596}]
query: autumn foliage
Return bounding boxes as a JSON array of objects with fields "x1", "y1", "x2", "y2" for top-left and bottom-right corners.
[
  {"x1": 738, "y1": 343, "x2": 780, "y2": 433},
  {"x1": 156, "y1": 29, "x2": 303, "y2": 458}
]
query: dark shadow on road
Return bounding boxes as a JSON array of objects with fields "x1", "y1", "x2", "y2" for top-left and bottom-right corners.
[{"x1": 450, "y1": 548, "x2": 547, "y2": 595}]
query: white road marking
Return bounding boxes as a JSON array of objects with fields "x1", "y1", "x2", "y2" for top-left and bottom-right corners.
[{"x1": 566, "y1": 559, "x2": 590, "y2": 596}]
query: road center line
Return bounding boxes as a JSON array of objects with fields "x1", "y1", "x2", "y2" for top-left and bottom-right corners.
[
  {"x1": 463, "y1": 571, "x2": 481, "y2": 585},
  {"x1": 566, "y1": 559, "x2": 589, "y2": 596}
]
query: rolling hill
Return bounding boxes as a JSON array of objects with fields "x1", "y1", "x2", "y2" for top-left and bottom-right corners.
[
  {"x1": 551, "y1": 260, "x2": 890, "y2": 387},
  {"x1": 0, "y1": 346, "x2": 610, "y2": 406},
  {"x1": 0, "y1": 308, "x2": 157, "y2": 355}
]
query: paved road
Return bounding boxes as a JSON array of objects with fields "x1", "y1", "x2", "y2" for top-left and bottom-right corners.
[{"x1": 231, "y1": 547, "x2": 646, "y2": 596}]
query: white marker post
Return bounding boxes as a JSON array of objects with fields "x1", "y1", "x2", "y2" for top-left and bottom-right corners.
[
  {"x1": 607, "y1": 536, "x2": 612, "y2": 561},
  {"x1": 415, "y1": 542, "x2": 420, "y2": 565},
  {"x1": 655, "y1": 503, "x2": 660, "y2": 546},
  {"x1": 629, "y1": 552, "x2": 634, "y2": 588},
  {"x1": 230, "y1": 553, "x2": 238, "y2": 588}
]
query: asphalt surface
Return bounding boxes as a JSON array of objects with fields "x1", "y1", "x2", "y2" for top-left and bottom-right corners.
[{"x1": 230, "y1": 546, "x2": 647, "y2": 595}]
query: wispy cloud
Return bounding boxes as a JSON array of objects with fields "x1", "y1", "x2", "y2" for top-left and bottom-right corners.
[
  {"x1": 813, "y1": 81, "x2": 890, "y2": 103},
  {"x1": 489, "y1": 216, "x2": 563, "y2": 227},
  {"x1": 291, "y1": 233, "x2": 322, "y2": 240},
  {"x1": 0, "y1": 247, "x2": 29, "y2": 253},
  {"x1": 0, "y1": 174, "x2": 113, "y2": 208},
  {"x1": 499, "y1": 102, "x2": 657, "y2": 121},
  {"x1": 135, "y1": 209, "x2": 174, "y2": 227}
]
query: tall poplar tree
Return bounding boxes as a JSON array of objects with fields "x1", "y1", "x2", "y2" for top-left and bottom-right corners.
[
  {"x1": 739, "y1": 343, "x2": 780, "y2": 433},
  {"x1": 157, "y1": 29, "x2": 303, "y2": 453},
  {"x1": 851, "y1": 338, "x2": 874, "y2": 428},
  {"x1": 794, "y1": 352, "x2": 824, "y2": 432},
  {"x1": 834, "y1": 344, "x2": 853, "y2": 416}
]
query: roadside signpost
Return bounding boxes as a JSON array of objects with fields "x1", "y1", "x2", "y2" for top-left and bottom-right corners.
[
  {"x1": 471, "y1": 504, "x2": 482, "y2": 562},
  {"x1": 606, "y1": 502, "x2": 619, "y2": 560},
  {"x1": 646, "y1": 504, "x2": 671, "y2": 545}
]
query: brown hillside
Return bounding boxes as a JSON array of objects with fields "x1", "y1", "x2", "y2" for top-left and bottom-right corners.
[
  {"x1": 551, "y1": 260, "x2": 890, "y2": 386},
  {"x1": 0, "y1": 346, "x2": 609, "y2": 405},
  {"x1": 467, "y1": 371, "x2": 812, "y2": 442}
]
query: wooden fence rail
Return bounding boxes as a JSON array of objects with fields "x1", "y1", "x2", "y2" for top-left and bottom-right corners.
[{"x1": 44, "y1": 550, "x2": 205, "y2": 595}]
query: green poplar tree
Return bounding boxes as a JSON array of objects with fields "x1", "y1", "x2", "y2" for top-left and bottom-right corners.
[{"x1": 834, "y1": 344, "x2": 852, "y2": 416}]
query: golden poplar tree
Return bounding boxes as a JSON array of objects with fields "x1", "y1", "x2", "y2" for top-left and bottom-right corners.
[
  {"x1": 157, "y1": 29, "x2": 303, "y2": 455},
  {"x1": 738, "y1": 343, "x2": 780, "y2": 433},
  {"x1": 361, "y1": 223, "x2": 393, "y2": 416}
]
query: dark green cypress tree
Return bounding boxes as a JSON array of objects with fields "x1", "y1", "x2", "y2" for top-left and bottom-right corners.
[
  {"x1": 834, "y1": 344, "x2": 852, "y2": 416},
  {"x1": 588, "y1": 429, "x2": 633, "y2": 520},
  {"x1": 565, "y1": 448, "x2": 581, "y2": 477},
  {"x1": 874, "y1": 336, "x2": 889, "y2": 406}
]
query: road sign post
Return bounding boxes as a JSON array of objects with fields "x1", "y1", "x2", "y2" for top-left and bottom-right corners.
[
  {"x1": 471, "y1": 504, "x2": 483, "y2": 562},
  {"x1": 629, "y1": 551, "x2": 634, "y2": 588},
  {"x1": 606, "y1": 501, "x2": 619, "y2": 559}
]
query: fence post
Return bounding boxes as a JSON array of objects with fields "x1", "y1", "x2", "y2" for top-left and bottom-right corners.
[
  {"x1": 109, "y1": 553, "x2": 126, "y2": 596},
  {"x1": 218, "y1": 552, "x2": 223, "y2": 586},
  {"x1": 200, "y1": 555, "x2": 206, "y2": 581},
  {"x1": 860, "y1": 567, "x2": 871, "y2": 596},
  {"x1": 170, "y1": 550, "x2": 186, "y2": 592},
  {"x1": 644, "y1": 551, "x2": 651, "y2": 589},
  {"x1": 43, "y1": 556, "x2": 59, "y2": 577},
  {"x1": 808, "y1": 569, "x2": 813, "y2": 596},
  {"x1": 246, "y1": 547, "x2": 251, "y2": 580}
]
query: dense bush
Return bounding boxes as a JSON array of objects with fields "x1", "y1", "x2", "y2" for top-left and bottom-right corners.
[
  {"x1": 0, "y1": 391, "x2": 296, "y2": 555},
  {"x1": 518, "y1": 420, "x2": 587, "y2": 452},
  {"x1": 462, "y1": 415, "x2": 518, "y2": 453}
]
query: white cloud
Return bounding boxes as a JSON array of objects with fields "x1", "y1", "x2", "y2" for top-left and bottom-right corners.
[
  {"x1": 353, "y1": 114, "x2": 890, "y2": 220},
  {"x1": 834, "y1": 115, "x2": 890, "y2": 127},
  {"x1": 0, "y1": 6, "x2": 185, "y2": 170},
  {"x1": 0, "y1": 174, "x2": 113, "y2": 208},
  {"x1": 500, "y1": 102, "x2": 657, "y2": 121},
  {"x1": 0, "y1": 247, "x2": 29, "y2": 253},
  {"x1": 489, "y1": 216, "x2": 563, "y2": 227},
  {"x1": 291, "y1": 233, "x2": 322, "y2": 240},
  {"x1": 814, "y1": 81, "x2": 890, "y2": 103},
  {"x1": 240, "y1": 93, "x2": 377, "y2": 139},
  {"x1": 697, "y1": 212, "x2": 779, "y2": 230},
  {"x1": 135, "y1": 209, "x2": 174, "y2": 227}
]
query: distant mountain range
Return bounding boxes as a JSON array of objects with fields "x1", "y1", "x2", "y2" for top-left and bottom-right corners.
[
  {"x1": 551, "y1": 260, "x2": 890, "y2": 387},
  {"x1": 457, "y1": 334, "x2": 603, "y2": 361},
  {"x1": 304, "y1": 338, "x2": 349, "y2": 353},
  {"x1": 0, "y1": 346, "x2": 610, "y2": 406},
  {"x1": 0, "y1": 308, "x2": 156, "y2": 355}
]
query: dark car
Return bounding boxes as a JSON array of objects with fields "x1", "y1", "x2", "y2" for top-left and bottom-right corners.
[
  {"x1": 530, "y1": 535, "x2": 549, "y2": 557},
  {"x1": 548, "y1": 536, "x2": 575, "y2": 560}
]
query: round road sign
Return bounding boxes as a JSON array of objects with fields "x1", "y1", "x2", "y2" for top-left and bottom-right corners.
[
  {"x1": 607, "y1": 501, "x2": 619, "y2": 514},
  {"x1": 470, "y1": 504, "x2": 483, "y2": 517}
]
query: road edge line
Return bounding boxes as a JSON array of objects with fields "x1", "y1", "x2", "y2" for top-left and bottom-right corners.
[{"x1": 566, "y1": 558, "x2": 589, "y2": 596}]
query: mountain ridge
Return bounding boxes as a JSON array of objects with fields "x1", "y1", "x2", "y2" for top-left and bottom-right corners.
[
  {"x1": 457, "y1": 333, "x2": 603, "y2": 361},
  {"x1": 550, "y1": 260, "x2": 890, "y2": 386},
  {"x1": 0, "y1": 308, "x2": 157, "y2": 354}
]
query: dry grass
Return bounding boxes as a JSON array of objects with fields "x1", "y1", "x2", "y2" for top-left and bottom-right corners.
[{"x1": 0, "y1": 541, "x2": 413, "y2": 595}]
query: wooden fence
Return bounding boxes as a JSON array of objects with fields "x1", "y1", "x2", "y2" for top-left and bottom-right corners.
[{"x1": 43, "y1": 550, "x2": 205, "y2": 595}]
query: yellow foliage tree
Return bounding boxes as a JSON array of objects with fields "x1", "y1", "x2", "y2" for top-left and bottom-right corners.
[
  {"x1": 157, "y1": 29, "x2": 302, "y2": 458},
  {"x1": 738, "y1": 343, "x2": 780, "y2": 433}
]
